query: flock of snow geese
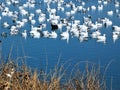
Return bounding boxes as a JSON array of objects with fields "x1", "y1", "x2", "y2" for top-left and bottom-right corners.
[{"x1": 0, "y1": 0, "x2": 120, "y2": 44}]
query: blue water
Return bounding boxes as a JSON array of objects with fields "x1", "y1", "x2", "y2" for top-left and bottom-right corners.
[{"x1": 0, "y1": 0, "x2": 120, "y2": 89}]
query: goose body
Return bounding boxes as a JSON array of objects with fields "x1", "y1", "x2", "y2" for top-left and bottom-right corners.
[
  {"x1": 97, "y1": 34, "x2": 106, "y2": 43},
  {"x1": 60, "y1": 30, "x2": 69, "y2": 43},
  {"x1": 49, "y1": 31, "x2": 57, "y2": 38},
  {"x1": 30, "y1": 30, "x2": 41, "y2": 39},
  {"x1": 91, "y1": 30, "x2": 101, "y2": 38},
  {"x1": 22, "y1": 30, "x2": 27, "y2": 40},
  {"x1": 43, "y1": 31, "x2": 49, "y2": 38},
  {"x1": 113, "y1": 32, "x2": 119, "y2": 43},
  {"x1": 98, "y1": 5, "x2": 103, "y2": 11},
  {"x1": 3, "y1": 22, "x2": 9, "y2": 28},
  {"x1": 107, "y1": 11, "x2": 113, "y2": 16}
]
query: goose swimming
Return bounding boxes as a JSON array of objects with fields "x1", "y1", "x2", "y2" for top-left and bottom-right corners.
[
  {"x1": 0, "y1": 0, "x2": 119, "y2": 44},
  {"x1": 10, "y1": 26, "x2": 19, "y2": 35},
  {"x1": 98, "y1": 5, "x2": 103, "y2": 11},
  {"x1": 49, "y1": 31, "x2": 57, "y2": 39},
  {"x1": 107, "y1": 11, "x2": 113, "y2": 16},
  {"x1": 112, "y1": 25, "x2": 120, "y2": 32},
  {"x1": 3, "y1": 22, "x2": 9, "y2": 28},
  {"x1": 113, "y1": 31, "x2": 119, "y2": 43},
  {"x1": 91, "y1": 5, "x2": 96, "y2": 11},
  {"x1": 30, "y1": 30, "x2": 41, "y2": 39},
  {"x1": 60, "y1": 30, "x2": 69, "y2": 43},
  {"x1": 97, "y1": 34, "x2": 106, "y2": 43},
  {"x1": 22, "y1": 30, "x2": 27, "y2": 40},
  {"x1": 91, "y1": 30, "x2": 101, "y2": 39},
  {"x1": 43, "y1": 31, "x2": 49, "y2": 38}
]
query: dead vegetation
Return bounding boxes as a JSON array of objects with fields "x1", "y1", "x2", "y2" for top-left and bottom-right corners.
[{"x1": 0, "y1": 59, "x2": 106, "y2": 90}]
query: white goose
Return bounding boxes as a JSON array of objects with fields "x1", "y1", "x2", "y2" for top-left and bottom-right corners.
[
  {"x1": 91, "y1": 30, "x2": 101, "y2": 38},
  {"x1": 60, "y1": 30, "x2": 69, "y2": 43},
  {"x1": 98, "y1": 0, "x2": 102, "y2": 4},
  {"x1": 104, "y1": 19, "x2": 112, "y2": 27},
  {"x1": 30, "y1": 30, "x2": 41, "y2": 39},
  {"x1": 42, "y1": 31, "x2": 49, "y2": 38},
  {"x1": 22, "y1": 19, "x2": 28, "y2": 23},
  {"x1": 22, "y1": 30, "x2": 27, "y2": 40},
  {"x1": 49, "y1": 31, "x2": 57, "y2": 39},
  {"x1": 30, "y1": 19, "x2": 36, "y2": 25},
  {"x1": 98, "y1": 5, "x2": 103, "y2": 11},
  {"x1": 50, "y1": 8, "x2": 56, "y2": 15},
  {"x1": 16, "y1": 21, "x2": 25, "y2": 28},
  {"x1": 36, "y1": 9, "x2": 42, "y2": 14},
  {"x1": 80, "y1": 31, "x2": 88, "y2": 38},
  {"x1": 65, "y1": 12, "x2": 71, "y2": 17},
  {"x1": 77, "y1": 6, "x2": 83, "y2": 11},
  {"x1": 82, "y1": 1, "x2": 85, "y2": 6},
  {"x1": 10, "y1": 26, "x2": 19, "y2": 35},
  {"x1": 38, "y1": 13, "x2": 46, "y2": 23},
  {"x1": 58, "y1": 22, "x2": 63, "y2": 32},
  {"x1": 97, "y1": 34, "x2": 106, "y2": 43},
  {"x1": 3, "y1": 22, "x2": 9, "y2": 28},
  {"x1": 6, "y1": 0, "x2": 11, "y2": 6},
  {"x1": 30, "y1": 26, "x2": 41, "y2": 38},
  {"x1": 115, "y1": 1, "x2": 119, "y2": 8},
  {"x1": 115, "y1": 9, "x2": 119, "y2": 14},
  {"x1": 65, "y1": 3, "x2": 71, "y2": 8},
  {"x1": 107, "y1": 11, "x2": 113, "y2": 16},
  {"x1": 20, "y1": 9, "x2": 28, "y2": 16},
  {"x1": 112, "y1": 25, "x2": 120, "y2": 32},
  {"x1": 70, "y1": 27, "x2": 79, "y2": 38},
  {"x1": 103, "y1": 1, "x2": 108, "y2": 5},
  {"x1": 112, "y1": 31, "x2": 119, "y2": 43},
  {"x1": 79, "y1": 36, "x2": 86, "y2": 42},
  {"x1": 91, "y1": 5, "x2": 96, "y2": 11},
  {"x1": 2, "y1": 11, "x2": 8, "y2": 16}
]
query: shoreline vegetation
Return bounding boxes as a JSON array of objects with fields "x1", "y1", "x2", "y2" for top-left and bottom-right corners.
[
  {"x1": 0, "y1": 44, "x2": 112, "y2": 90},
  {"x1": 0, "y1": 57, "x2": 107, "y2": 90}
]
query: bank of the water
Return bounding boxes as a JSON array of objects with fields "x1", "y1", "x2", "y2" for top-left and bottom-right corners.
[{"x1": 0, "y1": 58, "x2": 107, "y2": 90}]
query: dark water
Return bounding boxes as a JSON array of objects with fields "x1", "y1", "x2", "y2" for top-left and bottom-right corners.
[{"x1": 0, "y1": 0, "x2": 120, "y2": 89}]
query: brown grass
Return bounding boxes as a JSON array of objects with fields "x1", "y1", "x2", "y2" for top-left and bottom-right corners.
[{"x1": 0, "y1": 59, "x2": 106, "y2": 90}]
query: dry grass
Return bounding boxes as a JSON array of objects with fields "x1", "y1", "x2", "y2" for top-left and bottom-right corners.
[{"x1": 0, "y1": 59, "x2": 107, "y2": 90}]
